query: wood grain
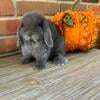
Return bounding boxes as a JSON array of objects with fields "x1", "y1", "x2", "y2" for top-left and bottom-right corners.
[{"x1": 0, "y1": 49, "x2": 100, "y2": 100}]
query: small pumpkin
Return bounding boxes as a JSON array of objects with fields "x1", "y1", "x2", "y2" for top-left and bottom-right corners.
[
  {"x1": 51, "y1": 10, "x2": 99, "y2": 52},
  {"x1": 51, "y1": 0, "x2": 99, "y2": 52}
]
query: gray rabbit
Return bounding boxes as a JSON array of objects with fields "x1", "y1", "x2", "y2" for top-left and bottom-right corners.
[{"x1": 17, "y1": 12, "x2": 67, "y2": 69}]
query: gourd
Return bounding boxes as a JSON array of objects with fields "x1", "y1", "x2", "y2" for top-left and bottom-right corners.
[{"x1": 51, "y1": 0, "x2": 99, "y2": 52}]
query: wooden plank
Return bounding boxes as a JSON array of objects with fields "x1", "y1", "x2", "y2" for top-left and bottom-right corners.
[
  {"x1": 0, "y1": 49, "x2": 88, "y2": 84},
  {"x1": 0, "y1": 64, "x2": 37, "y2": 85},
  {"x1": 2, "y1": 61, "x2": 99, "y2": 100},
  {"x1": 0, "y1": 49, "x2": 100, "y2": 100},
  {"x1": 74, "y1": 85, "x2": 100, "y2": 100},
  {"x1": 32, "y1": 61, "x2": 100, "y2": 100},
  {"x1": 0, "y1": 55, "x2": 20, "y2": 68},
  {"x1": 2, "y1": 48, "x2": 97, "y2": 85},
  {"x1": 0, "y1": 51, "x2": 20, "y2": 58},
  {"x1": 90, "y1": 92, "x2": 100, "y2": 100}
]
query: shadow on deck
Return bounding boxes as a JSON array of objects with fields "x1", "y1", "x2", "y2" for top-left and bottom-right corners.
[{"x1": 0, "y1": 49, "x2": 100, "y2": 100}]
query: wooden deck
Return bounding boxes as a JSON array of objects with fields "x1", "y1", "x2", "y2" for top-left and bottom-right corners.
[{"x1": 0, "y1": 49, "x2": 100, "y2": 100}]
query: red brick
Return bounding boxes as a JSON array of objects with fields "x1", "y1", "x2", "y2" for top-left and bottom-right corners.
[
  {"x1": 0, "y1": 18, "x2": 20, "y2": 36},
  {"x1": 16, "y1": 0, "x2": 59, "y2": 15},
  {"x1": 0, "y1": 0, "x2": 14, "y2": 16},
  {"x1": 60, "y1": 2, "x2": 87, "y2": 11},
  {"x1": 0, "y1": 36, "x2": 17, "y2": 53},
  {"x1": 60, "y1": 3, "x2": 72, "y2": 11},
  {"x1": 88, "y1": 5, "x2": 100, "y2": 15}
]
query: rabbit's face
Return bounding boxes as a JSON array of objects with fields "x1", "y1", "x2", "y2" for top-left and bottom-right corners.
[
  {"x1": 31, "y1": 41, "x2": 50, "y2": 68},
  {"x1": 22, "y1": 29, "x2": 50, "y2": 68},
  {"x1": 22, "y1": 27, "x2": 44, "y2": 43}
]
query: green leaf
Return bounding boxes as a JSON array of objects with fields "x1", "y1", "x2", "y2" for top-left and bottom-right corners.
[
  {"x1": 72, "y1": 0, "x2": 80, "y2": 10},
  {"x1": 62, "y1": 13, "x2": 74, "y2": 26}
]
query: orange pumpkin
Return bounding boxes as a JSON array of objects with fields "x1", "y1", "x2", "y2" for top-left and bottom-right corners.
[{"x1": 51, "y1": 10, "x2": 99, "y2": 52}]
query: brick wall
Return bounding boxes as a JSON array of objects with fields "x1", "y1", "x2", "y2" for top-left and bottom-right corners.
[{"x1": 0, "y1": 0, "x2": 100, "y2": 54}]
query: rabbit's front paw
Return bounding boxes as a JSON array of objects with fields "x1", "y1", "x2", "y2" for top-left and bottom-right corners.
[
  {"x1": 35, "y1": 61, "x2": 46, "y2": 69},
  {"x1": 53, "y1": 55, "x2": 67, "y2": 65},
  {"x1": 21, "y1": 57, "x2": 32, "y2": 64}
]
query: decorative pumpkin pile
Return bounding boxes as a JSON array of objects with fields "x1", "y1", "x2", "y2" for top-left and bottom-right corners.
[{"x1": 51, "y1": 1, "x2": 99, "y2": 52}]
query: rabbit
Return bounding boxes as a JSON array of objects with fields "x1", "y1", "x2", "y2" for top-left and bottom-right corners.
[{"x1": 17, "y1": 12, "x2": 67, "y2": 69}]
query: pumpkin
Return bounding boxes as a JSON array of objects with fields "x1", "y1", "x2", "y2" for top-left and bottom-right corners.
[{"x1": 51, "y1": 10, "x2": 99, "y2": 52}]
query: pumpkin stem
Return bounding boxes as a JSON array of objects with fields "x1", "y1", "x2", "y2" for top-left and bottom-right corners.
[{"x1": 72, "y1": 0, "x2": 80, "y2": 10}]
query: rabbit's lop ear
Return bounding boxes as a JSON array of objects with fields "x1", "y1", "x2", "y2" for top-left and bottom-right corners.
[
  {"x1": 17, "y1": 21, "x2": 23, "y2": 48},
  {"x1": 43, "y1": 20, "x2": 54, "y2": 48}
]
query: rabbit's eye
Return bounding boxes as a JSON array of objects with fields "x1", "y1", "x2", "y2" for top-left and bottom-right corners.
[{"x1": 38, "y1": 22, "x2": 42, "y2": 27}]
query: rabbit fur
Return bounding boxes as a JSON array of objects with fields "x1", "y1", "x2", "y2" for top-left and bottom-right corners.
[{"x1": 17, "y1": 12, "x2": 67, "y2": 69}]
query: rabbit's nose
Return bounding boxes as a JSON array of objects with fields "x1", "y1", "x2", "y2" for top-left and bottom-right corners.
[{"x1": 31, "y1": 34, "x2": 39, "y2": 42}]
